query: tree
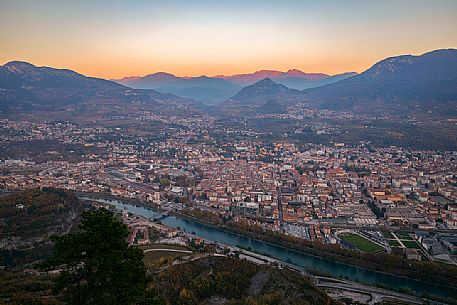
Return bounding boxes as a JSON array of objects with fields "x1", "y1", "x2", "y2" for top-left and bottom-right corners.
[
  {"x1": 159, "y1": 178, "x2": 170, "y2": 187},
  {"x1": 47, "y1": 208, "x2": 147, "y2": 305}
]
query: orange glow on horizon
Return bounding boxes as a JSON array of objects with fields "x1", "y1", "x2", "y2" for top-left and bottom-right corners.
[
  {"x1": 1, "y1": 1, "x2": 457, "y2": 79},
  {"x1": 1, "y1": 46, "x2": 448, "y2": 80}
]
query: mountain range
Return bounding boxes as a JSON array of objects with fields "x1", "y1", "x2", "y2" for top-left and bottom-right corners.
[
  {"x1": 0, "y1": 61, "x2": 186, "y2": 115},
  {"x1": 220, "y1": 49, "x2": 457, "y2": 116},
  {"x1": 217, "y1": 69, "x2": 357, "y2": 89},
  {"x1": 114, "y1": 69, "x2": 357, "y2": 104},
  {"x1": 1, "y1": 48, "x2": 456, "y2": 117},
  {"x1": 115, "y1": 73, "x2": 241, "y2": 105},
  {"x1": 221, "y1": 78, "x2": 303, "y2": 114},
  {"x1": 302, "y1": 49, "x2": 457, "y2": 115}
]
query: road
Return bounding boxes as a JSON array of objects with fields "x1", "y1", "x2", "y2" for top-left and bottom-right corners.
[
  {"x1": 315, "y1": 277, "x2": 424, "y2": 305},
  {"x1": 143, "y1": 248, "x2": 192, "y2": 254},
  {"x1": 390, "y1": 231, "x2": 406, "y2": 248}
]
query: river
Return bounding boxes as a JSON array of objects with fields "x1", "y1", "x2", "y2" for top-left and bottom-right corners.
[{"x1": 80, "y1": 196, "x2": 457, "y2": 299}]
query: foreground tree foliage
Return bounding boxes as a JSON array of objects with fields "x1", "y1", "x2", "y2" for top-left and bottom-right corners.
[{"x1": 46, "y1": 208, "x2": 147, "y2": 305}]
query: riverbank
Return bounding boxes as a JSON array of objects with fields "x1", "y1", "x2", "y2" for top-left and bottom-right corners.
[
  {"x1": 174, "y1": 209, "x2": 457, "y2": 292},
  {"x1": 164, "y1": 211, "x2": 457, "y2": 303},
  {"x1": 78, "y1": 194, "x2": 457, "y2": 302}
]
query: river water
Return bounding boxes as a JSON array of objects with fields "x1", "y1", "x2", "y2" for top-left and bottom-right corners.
[{"x1": 80, "y1": 196, "x2": 457, "y2": 299}]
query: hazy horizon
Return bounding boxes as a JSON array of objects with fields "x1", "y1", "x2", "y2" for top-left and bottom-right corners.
[
  {"x1": 1, "y1": 0, "x2": 457, "y2": 78},
  {"x1": 3, "y1": 48, "x2": 456, "y2": 81}
]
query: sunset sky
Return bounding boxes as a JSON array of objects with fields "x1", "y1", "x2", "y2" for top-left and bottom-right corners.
[{"x1": 1, "y1": 0, "x2": 457, "y2": 79}]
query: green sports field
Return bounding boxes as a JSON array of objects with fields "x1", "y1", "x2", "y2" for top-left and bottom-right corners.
[
  {"x1": 402, "y1": 240, "x2": 421, "y2": 249},
  {"x1": 340, "y1": 233, "x2": 384, "y2": 253},
  {"x1": 387, "y1": 239, "x2": 401, "y2": 247}
]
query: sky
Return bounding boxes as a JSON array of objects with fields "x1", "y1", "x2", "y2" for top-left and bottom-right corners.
[{"x1": 1, "y1": 0, "x2": 457, "y2": 79}]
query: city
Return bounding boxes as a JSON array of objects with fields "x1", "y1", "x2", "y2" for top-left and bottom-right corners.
[
  {"x1": 1, "y1": 115, "x2": 457, "y2": 265},
  {"x1": 1, "y1": 1, "x2": 457, "y2": 304}
]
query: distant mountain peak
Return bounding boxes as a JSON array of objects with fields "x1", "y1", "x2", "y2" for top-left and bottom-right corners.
[
  {"x1": 362, "y1": 48, "x2": 457, "y2": 80},
  {"x1": 116, "y1": 75, "x2": 142, "y2": 81},
  {"x1": 252, "y1": 70, "x2": 284, "y2": 77},
  {"x1": 285, "y1": 69, "x2": 306, "y2": 77},
  {"x1": 195, "y1": 75, "x2": 211, "y2": 80},
  {"x1": 225, "y1": 77, "x2": 299, "y2": 106},
  {"x1": 244, "y1": 78, "x2": 291, "y2": 92},
  {"x1": 143, "y1": 72, "x2": 177, "y2": 80},
  {"x1": 366, "y1": 55, "x2": 414, "y2": 78},
  {"x1": 303, "y1": 48, "x2": 457, "y2": 115},
  {"x1": 116, "y1": 72, "x2": 176, "y2": 82},
  {"x1": 4, "y1": 60, "x2": 35, "y2": 68},
  {"x1": 2, "y1": 60, "x2": 83, "y2": 78},
  {"x1": 113, "y1": 71, "x2": 242, "y2": 104},
  {"x1": 255, "y1": 77, "x2": 276, "y2": 85},
  {"x1": 3, "y1": 61, "x2": 37, "y2": 73},
  {"x1": 0, "y1": 60, "x2": 182, "y2": 114}
]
